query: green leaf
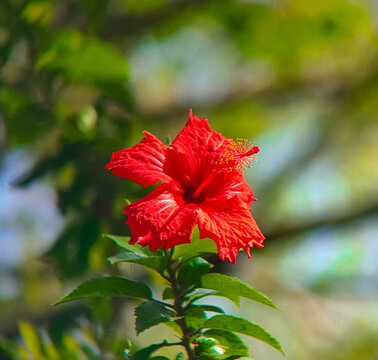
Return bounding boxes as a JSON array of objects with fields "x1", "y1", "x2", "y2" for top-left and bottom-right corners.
[
  {"x1": 188, "y1": 304, "x2": 225, "y2": 314},
  {"x1": 150, "y1": 357, "x2": 170, "y2": 360},
  {"x1": 175, "y1": 353, "x2": 184, "y2": 360},
  {"x1": 0, "y1": 89, "x2": 54, "y2": 145},
  {"x1": 194, "y1": 337, "x2": 220, "y2": 359},
  {"x1": 164, "y1": 321, "x2": 183, "y2": 336},
  {"x1": 162, "y1": 287, "x2": 174, "y2": 300},
  {"x1": 131, "y1": 341, "x2": 169, "y2": 360},
  {"x1": 19, "y1": 322, "x2": 46, "y2": 360},
  {"x1": 100, "y1": 82, "x2": 135, "y2": 110},
  {"x1": 177, "y1": 257, "x2": 212, "y2": 288},
  {"x1": 135, "y1": 301, "x2": 176, "y2": 335},
  {"x1": 188, "y1": 290, "x2": 240, "y2": 306},
  {"x1": 56, "y1": 277, "x2": 152, "y2": 304},
  {"x1": 108, "y1": 252, "x2": 168, "y2": 273},
  {"x1": 204, "y1": 315, "x2": 284, "y2": 354},
  {"x1": 185, "y1": 307, "x2": 207, "y2": 330},
  {"x1": 105, "y1": 235, "x2": 153, "y2": 256},
  {"x1": 200, "y1": 274, "x2": 277, "y2": 309},
  {"x1": 201, "y1": 329, "x2": 249, "y2": 359},
  {"x1": 173, "y1": 227, "x2": 217, "y2": 261},
  {"x1": 213, "y1": 292, "x2": 241, "y2": 306},
  {"x1": 21, "y1": 0, "x2": 53, "y2": 26},
  {"x1": 37, "y1": 30, "x2": 128, "y2": 84},
  {"x1": 89, "y1": 297, "x2": 112, "y2": 326},
  {"x1": 188, "y1": 292, "x2": 216, "y2": 304},
  {"x1": 0, "y1": 336, "x2": 20, "y2": 358}
]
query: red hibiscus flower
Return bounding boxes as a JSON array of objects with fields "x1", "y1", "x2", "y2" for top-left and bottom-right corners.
[{"x1": 105, "y1": 110, "x2": 265, "y2": 263}]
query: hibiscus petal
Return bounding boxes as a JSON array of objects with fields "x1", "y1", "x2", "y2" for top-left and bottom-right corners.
[
  {"x1": 105, "y1": 131, "x2": 171, "y2": 187},
  {"x1": 197, "y1": 195, "x2": 264, "y2": 264},
  {"x1": 124, "y1": 184, "x2": 197, "y2": 252},
  {"x1": 198, "y1": 170, "x2": 256, "y2": 206},
  {"x1": 165, "y1": 110, "x2": 231, "y2": 190}
]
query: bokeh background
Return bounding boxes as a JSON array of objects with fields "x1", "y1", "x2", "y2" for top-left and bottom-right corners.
[{"x1": 1, "y1": 0, "x2": 377, "y2": 359}]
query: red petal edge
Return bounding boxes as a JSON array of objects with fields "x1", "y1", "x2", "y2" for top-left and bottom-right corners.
[
  {"x1": 105, "y1": 131, "x2": 171, "y2": 187},
  {"x1": 197, "y1": 196, "x2": 265, "y2": 264}
]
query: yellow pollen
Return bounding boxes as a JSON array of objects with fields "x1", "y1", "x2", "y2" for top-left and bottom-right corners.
[
  {"x1": 191, "y1": 140, "x2": 259, "y2": 200},
  {"x1": 217, "y1": 139, "x2": 258, "y2": 172}
]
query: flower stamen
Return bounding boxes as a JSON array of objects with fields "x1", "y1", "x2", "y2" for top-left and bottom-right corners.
[
  {"x1": 191, "y1": 139, "x2": 259, "y2": 200},
  {"x1": 218, "y1": 139, "x2": 259, "y2": 172}
]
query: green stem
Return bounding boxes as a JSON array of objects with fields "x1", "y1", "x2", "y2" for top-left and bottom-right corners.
[
  {"x1": 167, "y1": 252, "x2": 196, "y2": 360},
  {"x1": 164, "y1": 342, "x2": 183, "y2": 347}
]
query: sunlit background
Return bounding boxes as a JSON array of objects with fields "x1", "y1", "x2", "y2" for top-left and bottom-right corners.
[{"x1": 0, "y1": 0, "x2": 377, "y2": 359}]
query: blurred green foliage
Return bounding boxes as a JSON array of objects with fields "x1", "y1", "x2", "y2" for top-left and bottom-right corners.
[
  {"x1": 0, "y1": 0, "x2": 377, "y2": 359},
  {"x1": 0, "y1": 320, "x2": 128, "y2": 360}
]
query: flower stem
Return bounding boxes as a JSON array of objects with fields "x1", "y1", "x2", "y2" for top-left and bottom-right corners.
[{"x1": 166, "y1": 252, "x2": 196, "y2": 360}]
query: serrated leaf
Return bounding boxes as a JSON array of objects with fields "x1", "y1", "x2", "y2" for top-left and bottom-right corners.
[
  {"x1": 135, "y1": 301, "x2": 175, "y2": 335},
  {"x1": 131, "y1": 341, "x2": 169, "y2": 360},
  {"x1": 204, "y1": 315, "x2": 284, "y2": 354},
  {"x1": 202, "y1": 329, "x2": 248, "y2": 359},
  {"x1": 56, "y1": 277, "x2": 152, "y2": 304},
  {"x1": 108, "y1": 252, "x2": 168, "y2": 272},
  {"x1": 185, "y1": 307, "x2": 207, "y2": 330},
  {"x1": 105, "y1": 235, "x2": 152, "y2": 255},
  {"x1": 177, "y1": 257, "x2": 212, "y2": 288},
  {"x1": 200, "y1": 274, "x2": 277, "y2": 309},
  {"x1": 173, "y1": 227, "x2": 217, "y2": 261},
  {"x1": 188, "y1": 304, "x2": 224, "y2": 314}
]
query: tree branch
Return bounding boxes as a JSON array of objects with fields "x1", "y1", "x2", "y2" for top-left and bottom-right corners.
[
  {"x1": 101, "y1": 0, "x2": 216, "y2": 39},
  {"x1": 265, "y1": 202, "x2": 378, "y2": 242},
  {"x1": 135, "y1": 58, "x2": 378, "y2": 120}
]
